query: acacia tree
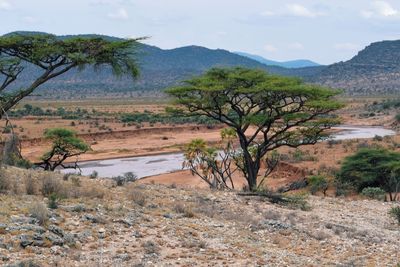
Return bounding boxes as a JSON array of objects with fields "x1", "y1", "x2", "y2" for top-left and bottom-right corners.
[
  {"x1": 0, "y1": 33, "x2": 142, "y2": 118},
  {"x1": 167, "y1": 67, "x2": 343, "y2": 191},
  {"x1": 39, "y1": 128, "x2": 90, "y2": 171},
  {"x1": 337, "y1": 148, "x2": 400, "y2": 201}
]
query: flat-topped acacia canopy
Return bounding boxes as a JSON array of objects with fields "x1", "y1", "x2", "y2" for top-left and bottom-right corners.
[
  {"x1": 167, "y1": 67, "x2": 344, "y2": 190},
  {"x1": 0, "y1": 33, "x2": 143, "y2": 118}
]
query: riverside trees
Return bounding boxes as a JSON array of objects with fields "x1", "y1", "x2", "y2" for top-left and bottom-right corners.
[
  {"x1": 38, "y1": 128, "x2": 90, "y2": 171},
  {"x1": 168, "y1": 67, "x2": 343, "y2": 191}
]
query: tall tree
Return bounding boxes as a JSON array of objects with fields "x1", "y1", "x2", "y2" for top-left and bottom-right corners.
[
  {"x1": 0, "y1": 33, "x2": 142, "y2": 118},
  {"x1": 167, "y1": 67, "x2": 343, "y2": 191}
]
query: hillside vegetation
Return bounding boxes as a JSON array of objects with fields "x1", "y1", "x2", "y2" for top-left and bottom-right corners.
[{"x1": 313, "y1": 40, "x2": 400, "y2": 95}]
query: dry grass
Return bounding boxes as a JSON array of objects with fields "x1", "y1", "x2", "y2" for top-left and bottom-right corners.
[
  {"x1": 127, "y1": 186, "x2": 147, "y2": 206},
  {"x1": 28, "y1": 201, "x2": 48, "y2": 226}
]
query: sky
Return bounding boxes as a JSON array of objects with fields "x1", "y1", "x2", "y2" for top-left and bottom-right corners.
[{"x1": 0, "y1": 0, "x2": 399, "y2": 65}]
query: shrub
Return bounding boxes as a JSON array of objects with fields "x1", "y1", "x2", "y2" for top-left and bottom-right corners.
[
  {"x1": 174, "y1": 202, "x2": 195, "y2": 218},
  {"x1": 42, "y1": 175, "x2": 62, "y2": 196},
  {"x1": 337, "y1": 148, "x2": 400, "y2": 200},
  {"x1": 124, "y1": 172, "x2": 138, "y2": 182},
  {"x1": 334, "y1": 181, "x2": 353, "y2": 197},
  {"x1": 285, "y1": 194, "x2": 311, "y2": 211},
  {"x1": 89, "y1": 170, "x2": 98, "y2": 179},
  {"x1": 307, "y1": 175, "x2": 329, "y2": 195},
  {"x1": 128, "y1": 189, "x2": 146, "y2": 206},
  {"x1": 373, "y1": 135, "x2": 383, "y2": 142},
  {"x1": 395, "y1": 113, "x2": 400, "y2": 123},
  {"x1": 25, "y1": 175, "x2": 37, "y2": 195},
  {"x1": 48, "y1": 193, "x2": 59, "y2": 209},
  {"x1": 361, "y1": 187, "x2": 386, "y2": 201},
  {"x1": 29, "y1": 202, "x2": 48, "y2": 225},
  {"x1": 389, "y1": 206, "x2": 400, "y2": 224},
  {"x1": 0, "y1": 171, "x2": 11, "y2": 193},
  {"x1": 112, "y1": 172, "x2": 138, "y2": 186}
]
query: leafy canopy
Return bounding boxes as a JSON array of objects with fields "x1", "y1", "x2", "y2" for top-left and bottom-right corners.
[
  {"x1": 0, "y1": 33, "x2": 142, "y2": 117},
  {"x1": 167, "y1": 67, "x2": 344, "y2": 190},
  {"x1": 40, "y1": 128, "x2": 90, "y2": 171},
  {"x1": 337, "y1": 148, "x2": 400, "y2": 195}
]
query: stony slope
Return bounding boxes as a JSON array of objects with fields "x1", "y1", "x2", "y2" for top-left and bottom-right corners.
[
  {"x1": 0, "y1": 167, "x2": 399, "y2": 266},
  {"x1": 313, "y1": 40, "x2": 400, "y2": 95}
]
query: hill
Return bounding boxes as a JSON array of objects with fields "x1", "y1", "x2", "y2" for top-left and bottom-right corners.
[
  {"x1": 312, "y1": 40, "x2": 400, "y2": 95},
  {"x1": 2, "y1": 32, "x2": 324, "y2": 99},
  {"x1": 234, "y1": 51, "x2": 321, "y2": 68},
  {"x1": 3, "y1": 32, "x2": 400, "y2": 97}
]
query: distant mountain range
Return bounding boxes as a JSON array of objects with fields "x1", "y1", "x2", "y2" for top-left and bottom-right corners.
[
  {"x1": 234, "y1": 52, "x2": 321, "y2": 68},
  {"x1": 2, "y1": 32, "x2": 400, "y2": 97},
  {"x1": 310, "y1": 40, "x2": 400, "y2": 95}
]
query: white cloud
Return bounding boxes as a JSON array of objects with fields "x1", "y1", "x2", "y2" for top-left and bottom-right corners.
[
  {"x1": 0, "y1": 0, "x2": 11, "y2": 10},
  {"x1": 286, "y1": 4, "x2": 324, "y2": 18},
  {"x1": 361, "y1": 1, "x2": 399, "y2": 18},
  {"x1": 107, "y1": 8, "x2": 129, "y2": 20},
  {"x1": 334, "y1": 43, "x2": 360, "y2": 51},
  {"x1": 288, "y1": 42, "x2": 304, "y2": 50},
  {"x1": 264, "y1": 44, "x2": 277, "y2": 52}
]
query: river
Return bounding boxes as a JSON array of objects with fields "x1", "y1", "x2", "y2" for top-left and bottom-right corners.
[{"x1": 64, "y1": 126, "x2": 396, "y2": 178}]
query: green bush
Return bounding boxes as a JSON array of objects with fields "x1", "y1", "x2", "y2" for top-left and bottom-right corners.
[
  {"x1": 89, "y1": 170, "x2": 98, "y2": 179},
  {"x1": 361, "y1": 187, "x2": 386, "y2": 201},
  {"x1": 395, "y1": 113, "x2": 400, "y2": 123},
  {"x1": 307, "y1": 175, "x2": 329, "y2": 195},
  {"x1": 48, "y1": 193, "x2": 59, "y2": 209},
  {"x1": 336, "y1": 148, "x2": 400, "y2": 200},
  {"x1": 389, "y1": 206, "x2": 400, "y2": 224},
  {"x1": 112, "y1": 172, "x2": 138, "y2": 186},
  {"x1": 334, "y1": 181, "x2": 353, "y2": 197}
]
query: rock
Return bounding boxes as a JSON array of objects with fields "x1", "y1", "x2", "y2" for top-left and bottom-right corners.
[
  {"x1": 32, "y1": 233, "x2": 43, "y2": 240},
  {"x1": 63, "y1": 233, "x2": 76, "y2": 246},
  {"x1": 46, "y1": 233, "x2": 64, "y2": 246},
  {"x1": 77, "y1": 230, "x2": 92, "y2": 242},
  {"x1": 132, "y1": 231, "x2": 143, "y2": 238},
  {"x1": 11, "y1": 215, "x2": 38, "y2": 225},
  {"x1": 21, "y1": 224, "x2": 46, "y2": 234},
  {"x1": 0, "y1": 223, "x2": 7, "y2": 231},
  {"x1": 163, "y1": 214, "x2": 173, "y2": 219},
  {"x1": 1, "y1": 255, "x2": 10, "y2": 261},
  {"x1": 83, "y1": 214, "x2": 102, "y2": 223},
  {"x1": 254, "y1": 220, "x2": 291, "y2": 231},
  {"x1": 115, "y1": 218, "x2": 133, "y2": 226},
  {"x1": 50, "y1": 245, "x2": 62, "y2": 255},
  {"x1": 72, "y1": 204, "x2": 86, "y2": 212},
  {"x1": 19, "y1": 235, "x2": 33, "y2": 248},
  {"x1": 48, "y1": 225, "x2": 65, "y2": 237},
  {"x1": 74, "y1": 241, "x2": 82, "y2": 250},
  {"x1": 113, "y1": 253, "x2": 131, "y2": 262},
  {"x1": 32, "y1": 240, "x2": 45, "y2": 247}
]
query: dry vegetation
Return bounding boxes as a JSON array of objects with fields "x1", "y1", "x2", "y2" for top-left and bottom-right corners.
[
  {"x1": 0, "y1": 167, "x2": 399, "y2": 266},
  {"x1": 1, "y1": 97, "x2": 400, "y2": 266}
]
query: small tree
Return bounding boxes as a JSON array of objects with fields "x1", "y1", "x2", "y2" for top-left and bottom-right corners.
[
  {"x1": 39, "y1": 128, "x2": 90, "y2": 171},
  {"x1": 168, "y1": 67, "x2": 343, "y2": 191},
  {"x1": 183, "y1": 130, "x2": 238, "y2": 190}
]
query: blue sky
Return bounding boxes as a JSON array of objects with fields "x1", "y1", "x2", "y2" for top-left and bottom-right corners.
[{"x1": 0, "y1": 0, "x2": 399, "y2": 64}]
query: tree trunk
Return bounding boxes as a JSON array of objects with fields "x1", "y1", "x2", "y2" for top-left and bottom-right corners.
[{"x1": 237, "y1": 131, "x2": 261, "y2": 191}]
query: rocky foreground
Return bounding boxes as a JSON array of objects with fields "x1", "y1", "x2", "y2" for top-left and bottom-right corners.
[{"x1": 0, "y1": 167, "x2": 399, "y2": 267}]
